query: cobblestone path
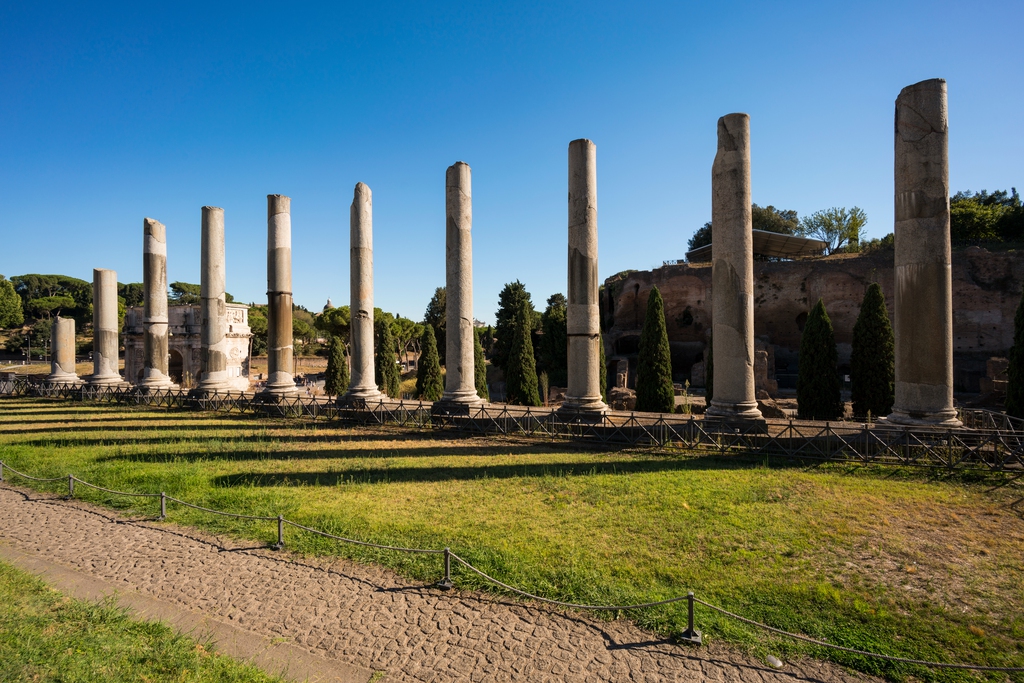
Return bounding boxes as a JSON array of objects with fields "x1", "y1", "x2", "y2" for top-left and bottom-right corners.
[{"x1": 0, "y1": 486, "x2": 876, "y2": 682}]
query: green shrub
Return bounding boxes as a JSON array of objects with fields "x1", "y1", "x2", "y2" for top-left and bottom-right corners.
[{"x1": 415, "y1": 325, "x2": 443, "y2": 401}]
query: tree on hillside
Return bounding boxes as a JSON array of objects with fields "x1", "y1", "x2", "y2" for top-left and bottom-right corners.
[
  {"x1": 850, "y1": 283, "x2": 894, "y2": 419},
  {"x1": 423, "y1": 287, "x2": 447, "y2": 366},
  {"x1": 12, "y1": 274, "x2": 92, "y2": 324},
  {"x1": 324, "y1": 336, "x2": 350, "y2": 397},
  {"x1": 635, "y1": 287, "x2": 674, "y2": 413},
  {"x1": 1005, "y1": 288, "x2": 1024, "y2": 418},
  {"x1": 951, "y1": 188, "x2": 1024, "y2": 242},
  {"x1": 505, "y1": 297, "x2": 541, "y2": 406},
  {"x1": 493, "y1": 281, "x2": 538, "y2": 373},
  {"x1": 27, "y1": 295, "x2": 75, "y2": 320},
  {"x1": 797, "y1": 207, "x2": 867, "y2": 254},
  {"x1": 0, "y1": 276, "x2": 24, "y2": 329},
  {"x1": 316, "y1": 305, "x2": 351, "y2": 342},
  {"x1": 687, "y1": 204, "x2": 799, "y2": 255},
  {"x1": 118, "y1": 282, "x2": 145, "y2": 308},
  {"x1": 474, "y1": 329, "x2": 489, "y2": 401},
  {"x1": 392, "y1": 315, "x2": 424, "y2": 366},
  {"x1": 540, "y1": 293, "x2": 568, "y2": 387},
  {"x1": 415, "y1": 324, "x2": 444, "y2": 401},
  {"x1": 375, "y1": 317, "x2": 401, "y2": 398},
  {"x1": 797, "y1": 299, "x2": 843, "y2": 420},
  {"x1": 170, "y1": 281, "x2": 234, "y2": 304},
  {"x1": 752, "y1": 204, "x2": 799, "y2": 234},
  {"x1": 248, "y1": 305, "x2": 269, "y2": 355}
]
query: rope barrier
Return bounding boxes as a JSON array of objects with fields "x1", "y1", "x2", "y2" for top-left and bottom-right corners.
[{"x1": 2, "y1": 458, "x2": 1022, "y2": 673}]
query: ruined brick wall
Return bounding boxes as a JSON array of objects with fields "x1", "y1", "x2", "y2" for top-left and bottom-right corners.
[{"x1": 601, "y1": 247, "x2": 1024, "y2": 393}]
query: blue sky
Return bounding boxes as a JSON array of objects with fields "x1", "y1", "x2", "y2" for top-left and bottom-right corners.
[{"x1": 1, "y1": 1, "x2": 1021, "y2": 324}]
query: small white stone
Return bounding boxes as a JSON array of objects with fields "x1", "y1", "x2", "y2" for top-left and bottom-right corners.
[{"x1": 766, "y1": 655, "x2": 783, "y2": 669}]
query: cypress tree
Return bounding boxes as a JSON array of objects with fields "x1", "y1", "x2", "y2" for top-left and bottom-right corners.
[
  {"x1": 474, "y1": 329, "x2": 489, "y2": 401},
  {"x1": 493, "y1": 281, "x2": 534, "y2": 373},
  {"x1": 705, "y1": 333, "x2": 713, "y2": 403},
  {"x1": 423, "y1": 287, "x2": 447, "y2": 365},
  {"x1": 415, "y1": 324, "x2": 444, "y2": 401},
  {"x1": 1006, "y1": 288, "x2": 1024, "y2": 418},
  {"x1": 375, "y1": 318, "x2": 401, "y2": 398},
  {"x1": 635, "y1": 287, "x2": 675, "y2": 413},
  {"x1": 850, "y1": 283, "x2": 894, "y2": 418},
  {"x1": 505, "y1": 298, "x2": 541, "y2": 406},
  {"x1": 797, "y1": 298, "x2": 843, "y2": 420},
  {"x1": 540, "y1": 293, "x2": 568, "y2": 387},
  {"x1": 599, "y1": 331, "x2": 607, "y2": 402},
  {"x1": 324, "y1": 336, "x2": 349, "y2": 397}
]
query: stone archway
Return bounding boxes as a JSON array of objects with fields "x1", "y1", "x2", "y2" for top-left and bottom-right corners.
[{"x1": 168, "y1": 350, "x2": 184, "y2": 385}]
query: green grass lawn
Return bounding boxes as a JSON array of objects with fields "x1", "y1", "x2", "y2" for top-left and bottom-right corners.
[
  {"x1": 1, "y1": 397, "x2": 1022, "y2": 682},
  {"x1": 0, "y1": 560, "x2": 282, "y2": 682}
]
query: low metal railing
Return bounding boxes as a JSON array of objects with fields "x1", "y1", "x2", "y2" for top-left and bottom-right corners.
[{"x1": 4, "y1": 378, "x2": 1024, "y2": 472}]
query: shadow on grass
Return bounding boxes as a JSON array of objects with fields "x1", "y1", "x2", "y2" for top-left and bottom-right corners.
[{"x1": 208, "y1": 453, "x2": 798, "y2": 486}]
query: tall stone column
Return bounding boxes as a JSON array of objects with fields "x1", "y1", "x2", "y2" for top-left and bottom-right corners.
[
  {"x1": 343, "y1": 183, "x2": 382, "y2": 403},
  {"x1": 888, "y1": 79, "x2": 960, "y2": 426},
  {"x1": 561, "y1": 139, "x2": 608, "y2": 414},
  {"x1": 438, "y1": 161, "x2": 484, "y2": 409},
  {"x1": 89, "y1": 268, "x2": 126, "y2": 386},
  {"x1": 705, "y1": 114, "x2": 762, "y2": 421},
  {"x1": 48, "y1": 316, "x2": 80, "y2": 384},
  {"x1": 196, "y1": 207, "x2": 232, "y2": 393},
  {"x1": 138, "y1": 217, "x2": 177, "y2": 389},
  {"x1": 261, "y1": 194, "x2": 298, "y2": 398}
]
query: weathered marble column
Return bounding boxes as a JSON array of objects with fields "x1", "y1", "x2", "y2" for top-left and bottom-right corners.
[
  {"x1": 888, "y1": 79, "x2": 961, "y2": 426},
  {"x1": 261, "y1": 194, "x2": 298, "y2": 398},
  {"x1": 48, "y1": 316, "x2": 80, "y2": 384},
  {"x1": 89, "y1": 268, "x2": 126, "y2": 386},
  {"x1": 438, "y1": 161, "x2": 484, "y2": 408},
  {"x1": 342, "y1": 183, "x2": 382, "y2": 402},
  {"x1": 138, "y1": 217, "x2": 177, "y2": 389},
  {"x1": 196, "y1": 207, "x2": 232, "y2": 393},
  {"x1": 705, "y1": 114, "x2": 762, "y2": 421},
  {"x1": 561, "y1": 139, "x2": 608, "y2": 414}
]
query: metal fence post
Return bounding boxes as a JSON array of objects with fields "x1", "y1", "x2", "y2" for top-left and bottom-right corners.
[
  {"x1": 680, "y1": 591, "x2": 702, "y2": 644},
  {"x1": 438, "y1": 547, "x2": 453, "y2": 590},
  {"x1": 159, "y1": 492, "x2": 166, "y2": 520},
  {"x1": 67, "y1": 474, "x2": 74, "y2": 499},
  {"x1": 274, "y1": 515, "x2": 284, "y2": 550}
]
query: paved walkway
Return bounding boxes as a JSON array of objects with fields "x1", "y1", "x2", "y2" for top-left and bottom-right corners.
[{"x1": 0, "y1": 486, "x2": 875, "y2": 683}]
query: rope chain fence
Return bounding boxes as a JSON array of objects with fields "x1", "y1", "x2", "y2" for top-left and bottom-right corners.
[{"x1": 1, "y1": 459, "x2": 1021, "y2": 673}]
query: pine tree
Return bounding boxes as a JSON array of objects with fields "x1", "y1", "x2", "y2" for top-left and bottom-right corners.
[
  {"x1": 797, "y1": 298, "x2": 843, "y2": 420},
  {"x1": 635, "y1": 287, "x2": 675, "y2": 412},
  {"x1": 474, "y1": 330, "x2": 489, "y2": 401},
  {"x1": 1006, "y1": 288, "x2": 1024, "y2": 418},
  {"x1": 505, "y1": 298, "x2": 541, "y2": 406},
  {"x1": 415, "y1": 324, "x2": 444, "y2": 401},
  {"x1": 324, "y1": 336, "x2": 349, "y2": 397},
  {"x1": 850, "y1": 283, "x2": 894, "y2": 418},
  {"x1": 375, "y1": 318, "x2": 401, "y2": 398}
]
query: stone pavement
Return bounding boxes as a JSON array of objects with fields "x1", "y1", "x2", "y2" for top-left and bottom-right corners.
[{"x1": 0, "y1": 486, "x2": 876, "y2": 683}]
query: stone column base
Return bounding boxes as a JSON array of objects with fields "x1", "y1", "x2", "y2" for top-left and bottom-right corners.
[
  {"x1": 705, "y1": 400, "x2": 763, "y2": 421},
  {"x1": 87, "y1": 376, "x2": 130, "y2": 388},
  {"x1": 884, "y1": 410, "x2": 962, "y2": 428},
  {"x1": 339, "y1": 387, "x2": 382, "y2": 407},
  {"x1": 45, "y1": 375, "x2": 82, "y2": 386},
  {"x1": 557, "y1": 397, "x2": 608, "y2": 420}
]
